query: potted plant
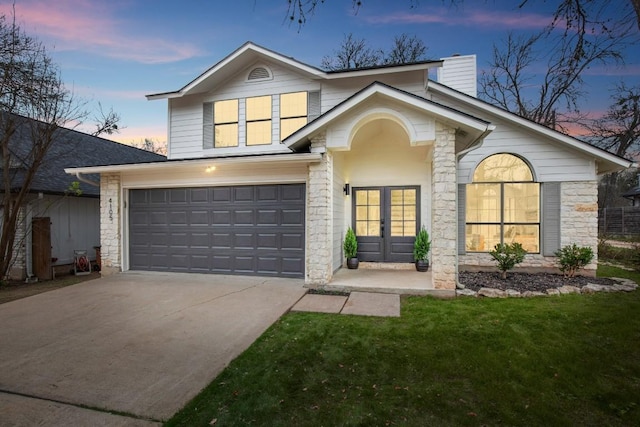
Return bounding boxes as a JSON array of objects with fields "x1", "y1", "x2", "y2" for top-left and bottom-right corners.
[
  {"x1": 343, "y1": 227, "x2": 359, "y2": 269},
  {"x1": 413, "y1": 226, "x2": 431, "y2": 272}
]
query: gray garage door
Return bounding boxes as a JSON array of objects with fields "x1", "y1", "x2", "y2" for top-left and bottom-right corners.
[{"x1": 129, "y1": 184, "x2": 305, "y2": 278}]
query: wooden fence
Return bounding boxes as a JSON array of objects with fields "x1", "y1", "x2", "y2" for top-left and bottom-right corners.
[{"x1": 599, "y1": 207, "x2": 640, "y2": 236}]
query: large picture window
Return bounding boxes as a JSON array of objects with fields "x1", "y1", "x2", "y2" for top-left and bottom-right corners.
[
  {"x1": 280, "y1": 91, "x2": 307, "y2": 141},
  {"x1": 466, "y1": 154, "x2": 540, "y2": 253},
  {"x1": 246, "y1": 95, "x2": 272, "y2": 146},
  {"x1": 214, "y1": 99, "x2": 238, "y2": 147}
]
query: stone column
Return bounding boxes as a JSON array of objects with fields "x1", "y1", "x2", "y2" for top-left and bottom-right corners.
[
  {"x1": 100, "y1": 173, "x2": 122, "y2": 276},
  {"x1": 306, "y1": 133, "x2": 333, "y2": 285},
  {"x1": 431, "y1": 123, "x2": 457, "y2": 289},
  {"x1": 561, "y1": 181, "x2": 599, "y2": 274},
  {"x1": 8, "y1": 206, "x2": 27, "y2": 280}
]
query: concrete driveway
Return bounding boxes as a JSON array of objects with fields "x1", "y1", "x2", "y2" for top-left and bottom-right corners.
[{"x1": 0, "y1": 272, "x2": 307, "y2": 425}]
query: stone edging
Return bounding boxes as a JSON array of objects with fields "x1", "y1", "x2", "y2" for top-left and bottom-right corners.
[{"x1": 456, "y1": 277, "x2": 638, "y2": 298}]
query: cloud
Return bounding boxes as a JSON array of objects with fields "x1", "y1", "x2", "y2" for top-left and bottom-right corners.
[
  {"x1": 1, "y1": 0, "x2": 202, "y2": 63},
  {"x1": 365, "y1": 7, "x2": 551, "y2": 30}
]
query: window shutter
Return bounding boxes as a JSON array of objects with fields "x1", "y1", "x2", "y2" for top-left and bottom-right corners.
[
  {"x1": 542, "y1": 182, "x2": 561, "y2": 256},
  {"x1": 458, "y1": 183, "x2": 466, "y2": 255},
  {"x1": 308, "y1": 91, "x2": 320, "y2": 121},
  {"x1": 203, "y1": 102, "x2": 213, "y2": 149}
]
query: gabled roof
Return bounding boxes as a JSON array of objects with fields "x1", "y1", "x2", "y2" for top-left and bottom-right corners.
[
  {"x1": 427, "y1": 80, "x2": 633, "y2": 174},
  {"x1": 146, "y1": 41, "x2": 442, "y2": 100},
  {"x1": 284, "y1": 81, "x2": 494, "y2": 151},
  {"x1": 1, "y1": 115, "x2": 165, "y2": 197}
]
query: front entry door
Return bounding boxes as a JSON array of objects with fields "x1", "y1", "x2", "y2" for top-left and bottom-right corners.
[{"x1": 353, "y1": 186, "x2": 419, "y2": 263}]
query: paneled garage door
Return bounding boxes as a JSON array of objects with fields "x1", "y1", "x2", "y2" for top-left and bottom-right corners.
[{"x1": 129, "y1": 184, "x2": 305, "y2": 278}]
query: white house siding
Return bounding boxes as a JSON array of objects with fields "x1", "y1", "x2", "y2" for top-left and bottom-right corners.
[
  {"x1": 436, "y1": 55, "x2": 477, "y2": 97},
  {"x1": 167, "y1": 61, "x2": 320, "y2": 160},
  {"x1": 332, "y1": 154, "x2": 346, "y2": 271},
  {"x1": 320, "y1": 71, "x2": 426, "y2": 114},
  {"x1": 27, "y1": 195, "x2": 100, "y2": 266},
  {"x1": 426, "y1": 95, "x2": 597, "y2": 183}
]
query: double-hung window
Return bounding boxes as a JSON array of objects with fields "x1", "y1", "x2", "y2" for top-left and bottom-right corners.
[
  {"x1": 214, "y1": 99, "x2": 238, "y2": 147},
  {"x1": 465, "y1": 153, "x2": 540, "y2": 253},
  {"x1": 280, "y1": 91, "x2": 308, "y2": 141},
  {"x1": 246, "y1": 95, "x2": 272, "y2": 146}
]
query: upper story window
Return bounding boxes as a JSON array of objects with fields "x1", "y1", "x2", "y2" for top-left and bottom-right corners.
[
  {"x1": 280, "y1": 91, "x2": 308, "y2": 141},
  {"x1": 246, "y1": 95, "x2": 272, "y2": 146},
  {"x1": 214, "y1": 99, "x2": 238, "y2": 147},
  {"x1": 204, "y1": 91, "x2": 318, "y2": 149},
  {"x1": 465, "y1": 153, "x2": 540, "y2": 253}
]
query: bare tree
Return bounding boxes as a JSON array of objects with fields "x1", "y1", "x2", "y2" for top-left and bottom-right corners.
[
  {"x1": 479, "y1": 0, "x2": 636, "y2": 131},
  {"x1": 284, "y1": 1, "x2": 640, "y2": 31},
  {"x1": 321, "y1": 33, "x2": 428, "y2": 71},
  {"x1": 92, "y1": 102, "x2": 120, "y2": 136},
  {"x1": 321, "y1": 33, "x2": 382, "y2": 71},
  {"x1": 385, "y1": 33, "x2": 427, "y2": 65},
  {"x1": 129, "y1": 138, "x2": 167, "y2": 155},
  {"x1": 585, "y1": 83, "x2": 640, "y2": 158},
  {"x1": 0, "y1": 13, "x2": 119, "y2": 281},
  {"x1": 581, "y1": 83, "x2": 640, "y2": 208}
]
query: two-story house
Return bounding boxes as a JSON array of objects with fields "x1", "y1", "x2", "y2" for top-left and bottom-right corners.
[{"x1": 66, "y1": 42, "x2": 633, "y2": 291}]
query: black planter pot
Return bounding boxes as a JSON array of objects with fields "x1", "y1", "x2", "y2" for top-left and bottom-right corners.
[
  {"x1": 415, "y1": 259, "x2": 429, "y2": 272},
  {"x1": 347, "y1": 257, "x2": 359, "y2": 269}
]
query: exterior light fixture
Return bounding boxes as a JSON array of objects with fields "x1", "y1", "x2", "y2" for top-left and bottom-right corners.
[
  {"x1": 205, "y1": 165, "x2": 216, "y2": 173},
  {"x1": 343, "y1": 183, "x2": 350, "y2": 196}
]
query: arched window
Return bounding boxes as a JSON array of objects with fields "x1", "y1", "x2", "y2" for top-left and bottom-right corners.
[{"x1": 466, "y1": 153, "x2": 540, "y2": 253}]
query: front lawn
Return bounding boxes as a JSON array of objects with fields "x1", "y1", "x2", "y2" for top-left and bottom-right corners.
[{"x1": 166, "y1": 266, "x2": 640, "y2": 426}]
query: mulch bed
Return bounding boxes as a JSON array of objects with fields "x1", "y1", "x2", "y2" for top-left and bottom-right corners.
[{"x1": 459, "y1": 271, "x2": 619, "y2": 293}]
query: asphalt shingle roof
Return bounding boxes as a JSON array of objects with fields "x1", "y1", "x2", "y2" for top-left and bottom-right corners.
[{"x1": 1, "y1": 115, "x2": 165, "y2": 197}]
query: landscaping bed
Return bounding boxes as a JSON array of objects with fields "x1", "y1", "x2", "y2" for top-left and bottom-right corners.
[{"x1": 459, "y1": 271, "x2": 618, "y2": 292}]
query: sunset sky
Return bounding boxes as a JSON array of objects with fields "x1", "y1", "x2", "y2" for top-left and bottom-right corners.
[{"x1": 2, "y1": 0, "x2": 638, "y2": 145}]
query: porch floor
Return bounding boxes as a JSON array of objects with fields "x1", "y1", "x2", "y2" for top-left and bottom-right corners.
[{"x1": 311, "y1": 267, "x2": 455, "y2": 297}]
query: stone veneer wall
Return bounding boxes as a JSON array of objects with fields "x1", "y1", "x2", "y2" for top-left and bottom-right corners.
[
  {"x1": 459, "y1": 180, "x2": 599, "y2": 275},
  {"x1": 306, "y1": 133, "x2": 334, "y2": 285},
  {"x1": 431, "y1": 123, "x2": 458, "y2": 289},
  {"x1": 100, "y1": 173, "x2": 121, "y2": 275}
]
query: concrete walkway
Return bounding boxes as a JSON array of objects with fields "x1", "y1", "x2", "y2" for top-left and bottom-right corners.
[
  {"x1": 292, "y1": 291, "x2": 401, "y2": 317},
  {"x1": 0, "y1": 272, "x2": 307, "y2": 425}
]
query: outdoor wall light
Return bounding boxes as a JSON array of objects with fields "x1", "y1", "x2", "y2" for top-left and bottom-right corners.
[
  {"x1": 343, "y1": 183, "x2": 350, "y2": 196},
  {"x1": 205, "y1": 165, "x2": 217, "y2": 173}
]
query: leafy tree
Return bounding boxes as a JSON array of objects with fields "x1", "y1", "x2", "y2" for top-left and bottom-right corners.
[{"x1": 0, "y1": 13, "x2": 119, "y2": 280}]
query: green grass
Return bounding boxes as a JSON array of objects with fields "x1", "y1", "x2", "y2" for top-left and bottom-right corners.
[{"x1": 166, "y1": 266, "x2": 640, "y2": 426}]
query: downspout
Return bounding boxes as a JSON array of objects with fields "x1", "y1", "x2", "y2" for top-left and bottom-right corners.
[
  {"x1": 75, "y1": 172, "x2": 100, "y2": 187},
  {"x1": 456, "y1": 124, "x2": 496, "y2": 160}
]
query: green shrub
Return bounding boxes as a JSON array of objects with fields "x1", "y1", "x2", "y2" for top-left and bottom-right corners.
[
  {"x1": 413, "y1": 226, "x2": 431, "y2": 261},
  {"x1": 343, "y1": 227, "x2": 358, "y2": 259},
  {"x1": 489, "y1": 242, "x2": 526, "y2": 279},
  {"x1": 555, "y1": 243, "x2": 594, "y2": 278}
]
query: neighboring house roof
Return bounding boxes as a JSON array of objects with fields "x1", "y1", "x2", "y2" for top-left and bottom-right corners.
[
  {"x1": 622, "y1": 186, "x2": 640, "y2": 198},
  {"x1": 1, "y1": 115, "x2": 165, "y2": 197},
  {"x1": 146, "y1": 41, "x2": 442, "y2": 100},
  {"x1": 427, "y1": 81, "x2": 633, "y2": 174},
  {"x1": 285, "y1": 81, "x2": 494, "y2": 152}
]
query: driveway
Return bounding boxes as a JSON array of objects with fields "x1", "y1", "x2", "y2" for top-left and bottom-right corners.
[{"x1": 0, "y1": 272, "x2": 306, "y2": 424}]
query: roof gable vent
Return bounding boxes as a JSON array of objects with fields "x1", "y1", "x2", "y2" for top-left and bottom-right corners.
[{"x1": 247, "y1": 66, "x2": 272, "y2": 82}]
